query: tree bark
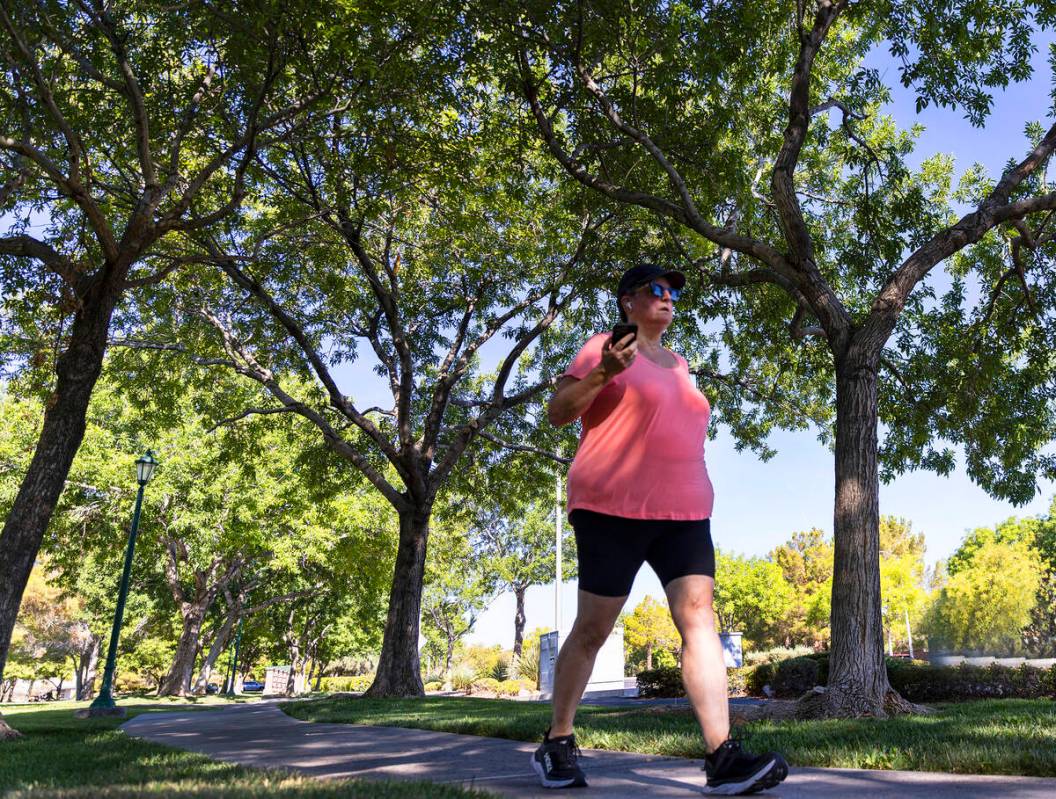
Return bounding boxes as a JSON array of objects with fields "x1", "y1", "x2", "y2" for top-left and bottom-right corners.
[
  {"x1": 645, "y1": 642, "x2": 653, "y2": 671},
  {"x1": 0, "y1": 284, "x2": 119, "y2": 688},
  {"x1": 159, "y1": 606, "x2": 207, "y2": 696},
  {"x1": 285, "y1": 606, "x2": 301, "y2": 696},
  {"x1": 797, "y1": 351, "x2": 922, "y2": 719},
  {"x1": 509, "y1": 585, "x2": 527, "y2": 678},
  {"x1": 76, "y1": 635, "x2": 101, "y2": 700},
  {"x1": 192, "y1": 613, "x2": 237, "y2": 695},
  {"x1": 444, "y1": 622, "x2": 456, "y2": 679},
  {"x1": 364, "y1": 505, "x2": 430, "y2": 697},
  {"x1": 513, "y1": 585, "x2": 527, "y2": 659}
]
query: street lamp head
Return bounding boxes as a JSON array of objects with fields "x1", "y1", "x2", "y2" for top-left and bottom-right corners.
[{"x1": 136, "y1": 450, "x2": 159, "y2": 484}]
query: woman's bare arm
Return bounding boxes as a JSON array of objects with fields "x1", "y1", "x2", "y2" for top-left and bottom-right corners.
[{"x1": 547, "y1": 334, "x2": 637, "y2": 426}]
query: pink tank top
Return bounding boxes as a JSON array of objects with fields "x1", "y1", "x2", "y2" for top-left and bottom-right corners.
[{"x1": 562, "y1": 333, "x2": 714, "y2": 520}]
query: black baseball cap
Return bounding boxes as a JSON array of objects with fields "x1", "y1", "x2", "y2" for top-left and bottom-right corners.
[{"x1": 616, "y1": 262, "x2": 686, "y2": 299}]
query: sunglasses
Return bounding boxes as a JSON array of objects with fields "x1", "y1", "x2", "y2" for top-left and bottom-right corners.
[{"x1": 640, "y1": 280, "x2": 681, "y2": 302}]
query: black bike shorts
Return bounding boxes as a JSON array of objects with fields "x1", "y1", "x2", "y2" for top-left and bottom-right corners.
[{"x1": 569, "y1": 509, "x2": 715, "y2": 597}]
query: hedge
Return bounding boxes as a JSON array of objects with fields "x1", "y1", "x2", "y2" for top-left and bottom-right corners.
[
  {"x1": 317, "y1": 674, "x2": 374, "y2": 693},
  {"x1": 887, "y1": 660, "x2": 1056, "y2": 702},
  {"x1": 638, "y1": 656, "x2": 1056, "y2": 701}
]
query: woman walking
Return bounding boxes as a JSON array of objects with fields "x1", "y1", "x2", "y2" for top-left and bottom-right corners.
[{"x1": 532, "y1": 263, "x2": 789, "y2": 794}]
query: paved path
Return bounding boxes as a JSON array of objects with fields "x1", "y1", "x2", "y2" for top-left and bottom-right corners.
[{"x1": 122, "y1": 701, "x2": 1056, "y2": 798}]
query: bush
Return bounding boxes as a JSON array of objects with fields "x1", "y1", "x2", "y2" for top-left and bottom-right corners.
[
  {"x1": 423, "y1": 681, "x2": 443, "y2": 692},
  {"x1": 638, "y1": 666, "x2": 754, "y2": 697},
  {"x1": 470, "y1": 677, "x2": 502, "y2": 694},
  {"x1": 740, "y1": 655, "x2": 1056, "y2": 702},
  {"x1": 496, "y1": 679, "x2": 532, "y2": 696},
  {"x1": 449, "y1": 666, "x2": 476, "y2": 691},
  {"x1": 887, "y1": 660, "x2": 1056, "y2": 702},
  {"x1": 318, "y1": 674, "x2": 374, "y2": 693},
  {"x1": 726, "y1": 667, "x2": 753, "y2": 696},
  {"x1": 770, "y1": 657, "x2": 820, "y2": 697},
  {"x1": 746, "y1": 662, "x2": 772, "y2": 696},
  {"x1": 743, "y1": 646, "x2": 814, "y2": 667},
  {"x1": 637, "y1": 666, "x2": 685, "y2": 698}
]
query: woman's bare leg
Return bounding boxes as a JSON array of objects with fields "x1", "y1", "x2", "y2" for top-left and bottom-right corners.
[
  {"x1": 549, "y1": 589, "x2": 627, "y2": 737},
  {"x1": 665, "y1": 574, "x2": 729, "y2": 752}
]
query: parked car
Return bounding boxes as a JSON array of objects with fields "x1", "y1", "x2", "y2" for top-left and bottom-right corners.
[
  {"x1": 241, "y1": 680, "x2": 265, "y2": 693},
  {"x1": 205, "y1": 683, "x2": 220, "y2": 694}
]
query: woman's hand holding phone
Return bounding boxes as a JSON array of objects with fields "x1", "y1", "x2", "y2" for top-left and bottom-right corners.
[{"x1": 601, "y1": 324, "x2": 637, "y2": 379}]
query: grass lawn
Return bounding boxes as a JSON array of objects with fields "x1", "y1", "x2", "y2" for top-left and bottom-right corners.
[
  {"x1": 0, "y1": 701, "x2": 492, "y2": 798},
  {"x1": 284, "y1": 695, "x2": 1056, "y2": 777}
]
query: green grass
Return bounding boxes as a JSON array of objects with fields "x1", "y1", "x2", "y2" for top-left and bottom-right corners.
[
  {"x1": 0, "y1": 701, "x2": 492, "y2": 798},
  {"x1": 283, "y1": 695, "x2": 1056, "y2": 777}
]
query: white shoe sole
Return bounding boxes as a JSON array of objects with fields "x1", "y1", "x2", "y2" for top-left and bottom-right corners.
[
  {"x1": 531, "y1": 753, "x2": 586, "y2": 789},
  {"x1": 703, "y1": 759, "x2": 776, "y2": 795}
]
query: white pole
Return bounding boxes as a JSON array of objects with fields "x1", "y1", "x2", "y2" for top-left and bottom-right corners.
[
  {"x1": 905, "y1": 608, "x2": 914, "y2": 659},
  {"x1": 555, "y1": 472, "x2": 563, "y2": 634}
]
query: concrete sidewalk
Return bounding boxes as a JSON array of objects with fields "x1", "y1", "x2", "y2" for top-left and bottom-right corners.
[{"x1": 122, "y1": 701, "x2": 1056, "y2": 798}]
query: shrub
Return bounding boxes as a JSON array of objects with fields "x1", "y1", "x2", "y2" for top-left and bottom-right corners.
[
  {"x1": 496, "y1": 679, "x2": 531, "y2": 696},
  {"x1": 726, "y1": 667, "x2": 753, "y2": 696},
  {"x1": 887, "y1": 660, "x2": 1056, "y2": 702},
  {"x1": 770, "y1": 657, "x2": 820, "y2": 697},
  {"x1": 637, "y1": 666, "x2": 685, "y2": 698},
  {"x1": 743, "y1": 646, "x2": 814, "y2": 667},
  {"x1": 741, "y1": 655, "x2": 1056, "y2": 701},
  {"x1": 638, "y1": 666, "x2": 756, "y2": 697},
  {"x1": 449, "y1": 666, "x2": 476, "y2": 691},
  {"x1": 318, "y1": 674, "x2": 374, "y2": 693},
  {"x1": 423, "y1": 681, "x2": 443, "y2": 692},
  {"x1": 746, "y1": 662, "x2": 772, "y2": 696},
  {"x1": 470, "y1": 677, "x2": 502, "y2": 694}
]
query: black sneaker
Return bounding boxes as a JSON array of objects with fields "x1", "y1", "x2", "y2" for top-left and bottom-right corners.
[
  {"x1": 531, "y1": 729, "x2": 588, "y2": 788},
  {"x1": 702, "y1": 739, "x2": 788, "y2": 795}
]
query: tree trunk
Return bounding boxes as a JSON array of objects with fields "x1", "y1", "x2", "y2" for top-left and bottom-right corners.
[
  {"x1": 364, "y1": 505, "x2": 431, "y2": 697},
  {"x1": 797, "y1": 353, "x2": 922, "y2": 719},
  {"x1": 159, "y1": 606, "x2": 207, "y2": 696},
  {"x1": 513, "y1": 585, "x2": 527, "y2": 659},
  {"x1": 444, "y1": 625, "x2": 455, "y2": 678},
  {"x1": 192, "y1": 613, "x2": 238, "y2": 695},
  {"x1": 645, "y1": 642, "x2": 653, "y2": 671},
  {"x1": 509, "y1": 585, "x2": 527, "y2": 678},
  {"x1": 283, "y1": 606, "x2": 300, "y2": 696},
  {"x1": 0, "y1": 286, "x2": 119, "y2": 689},
  {"x1": 76, "y1": 636, "x2": 101, "y2": 700}
]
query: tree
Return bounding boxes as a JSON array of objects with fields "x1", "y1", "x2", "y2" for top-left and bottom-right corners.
[
  {"x1": 878, "y1": 517, "x2": 929, "y2": 655},
  {"x1": 713, "y1": 551, "x2": 795, "y2": 649},
  {"x1": 770, "y1": 528, "x2": 834, "y2": 648},
  {"x1": 943, "y1": 508, "x2": 1056, "y2": 655},
  {"x1": 9, "y1": 566, "x2": 74, "y2": 694},
  {"x1": 122, "y1": 637, "x2": 173, "y2": 694},
  {"x1": 421, "y1": 508, "x2": 496, "y2": 683},
  {"x1": 129, "y1": 30, "x2": 614, "y2": 697},
  {"x1": 0, "y1": 1, "x2": 332, "y2": 735},
  {"x1": 455, "y1": 440, "x2": 579, "y2": 674},
  {"x1": 504, "y1": 0, "x2": 1056, "y2": 716},
  {"x1": 622, "y1": 595, "x2": 681, "y2": 672},
  {"x1": 927, "y1": 537, "x2": 1042, "y2": 653}
]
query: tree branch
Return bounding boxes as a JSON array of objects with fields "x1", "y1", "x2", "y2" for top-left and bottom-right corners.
[
  {"x1": 0, "y1": 234, "x2": 79, "y2": 287},
  {"x1": 863, "y1": 123, "x2": 1056, "y2": 350},
  {"x1": 515, "y1": 41, "x2": 790, "y2": 277}
]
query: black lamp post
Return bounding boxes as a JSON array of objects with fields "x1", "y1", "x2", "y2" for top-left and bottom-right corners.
[{"x1": 87, "y1": 450, "x2": 158, "y2": 716}]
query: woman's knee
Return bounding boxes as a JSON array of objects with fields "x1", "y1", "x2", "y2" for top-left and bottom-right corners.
[
  {"x1": 670, "y1": 597, "x2": 717, "y2": 636},
  {"x1": 570, "y1": 619, "x2": 615, "y2": 652}
]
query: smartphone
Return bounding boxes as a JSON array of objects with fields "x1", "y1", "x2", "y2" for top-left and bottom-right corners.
[{"x1": 611, "y1": 322, "x2": 638, "y2": 347}]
